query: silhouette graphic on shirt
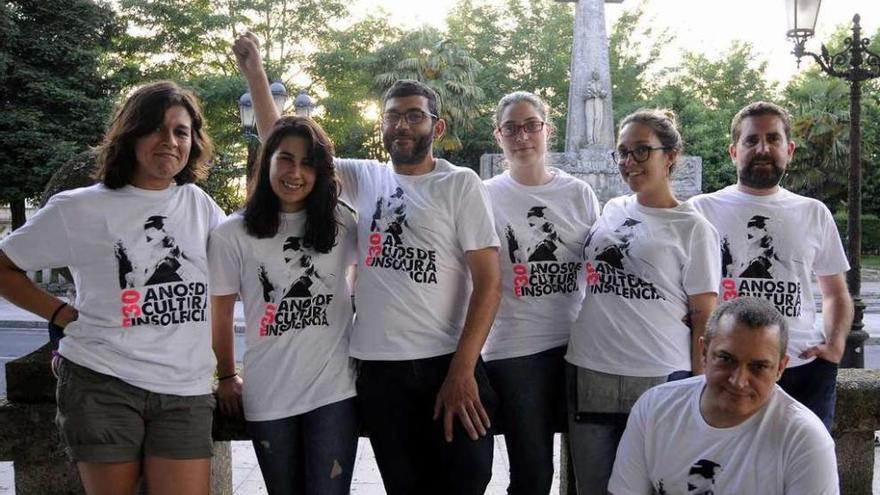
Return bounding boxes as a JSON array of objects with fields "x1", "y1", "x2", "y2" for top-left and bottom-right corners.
[
  {"x1": 687, "y1": 459, "x2": 721, "y2": 494},
  {"x1": 370, "y1": 187, "x2": 409, "y2": 245},
  {"x1": 585, "y1": 216, "x2": 665, "y2": 300},
  {"x1": 505, "y1": 206, "x2": 563, "y2": 263},
  {"x1": 114, "y1": 215, "x2": 192, "y2": 288}
]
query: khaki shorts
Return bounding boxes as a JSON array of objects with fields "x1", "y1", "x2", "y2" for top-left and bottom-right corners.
[{"x1": 55, "y1": 358, "x2": 215, "y2": 462}]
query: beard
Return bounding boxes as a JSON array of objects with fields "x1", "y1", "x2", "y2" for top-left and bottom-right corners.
[
  {"x1": 383, "y1": 128, "x2": 433, "y2": 166},
  {"x1": 738, "y1": 155, "x2": 786, "y2": 190}
]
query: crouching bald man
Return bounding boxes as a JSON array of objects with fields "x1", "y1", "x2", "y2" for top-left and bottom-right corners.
[{"x1": 608, "y1": 297, "x2": 839, "y2": 495}]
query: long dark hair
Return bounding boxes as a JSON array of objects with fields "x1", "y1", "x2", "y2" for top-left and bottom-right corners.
[
  {"x1": 95, "y1": 81, "x2": 212, "y2": 188},
  {"x1": 244, "y1": 116, "x2": 339, "y2": 253}
]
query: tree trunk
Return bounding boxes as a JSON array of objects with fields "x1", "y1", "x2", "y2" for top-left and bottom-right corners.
[{"x1": 10, "y1": 198, "x2": 26, "y2": 231}]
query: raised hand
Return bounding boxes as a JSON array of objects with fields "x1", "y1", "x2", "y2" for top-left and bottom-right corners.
[{"x1": 232, "y1": 32, "x2": 264, "y2": 77}]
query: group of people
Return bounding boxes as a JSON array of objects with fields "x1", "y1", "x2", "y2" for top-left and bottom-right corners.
[{"x1": 0, "y1": 31, "x2": 853, "y2": 495}]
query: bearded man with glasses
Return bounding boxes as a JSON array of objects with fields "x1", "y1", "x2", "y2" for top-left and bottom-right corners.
[{"x1": 689, "y1": 101, "x2": 853, "y2": 431}]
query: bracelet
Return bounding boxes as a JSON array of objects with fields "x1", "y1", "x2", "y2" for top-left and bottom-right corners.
[
  {"x1": 218, "y1": 372, "x2": 238, "y2": 381},
  {"x1": 49, "y1": 302, "x2": 68, "y2": 327}
]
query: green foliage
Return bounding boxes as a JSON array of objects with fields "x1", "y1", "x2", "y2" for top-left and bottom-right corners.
[
  {"x1": 199, "y1": 153, "x2": 244, "y2": 214},
  {"x1": 446, "y1": 0, "x2": 574, "y2": 164},
  {"x1": 608, "y1": 0, "x2": 673, "y2": 121},
  {"x1": 783, "y1": 76, "x2": 850, "y2": 211},
  {"x1": 782, "y1": 24, "x2": 880, "y2": 215},
  {"x1": 0, "y1": 0, "x2": 120, "y2": 215},
  {"x1": 310, "y1": 15, "x2": 406, "y2": 160},
  {"x1": 835, "y1": 213, "x2": 880, "y2": 255},
  {"x1": 375, "y1": 31, "x2": 484, "y2": 153},
  {"x1": 639, "y1": 42, "x2": 778, "y2": 192}
]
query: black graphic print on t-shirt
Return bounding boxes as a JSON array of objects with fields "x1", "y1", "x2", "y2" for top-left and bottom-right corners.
[
  {"x1": 364, "y1": 187, "x2": 439, "y2": 284},
  {"x1": 115, "y1": 215, "x2": 207, "y2": 328},
  {"x1": 584, "y1": 217, "x2": 665, "y2": 301},
  {"x1": 255, "y1": 236, "x2": 334, "y2": 337},
  {"x1": 505, "y1": 206, "x2": 581, "y2": 297},
  {"x1": 719, "y1": 215, "x2": 802, "y2": 318}
]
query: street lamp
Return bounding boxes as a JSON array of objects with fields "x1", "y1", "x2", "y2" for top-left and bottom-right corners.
[
  {"x1": 238, "y1": 80, "x2": 289, "y2": 184},
  {"x1": 786, "y1": 1, "x2": 880, "y2": 367},
  {"x1": 293, "y1": 90, "x2": 315, "y2": 117}
]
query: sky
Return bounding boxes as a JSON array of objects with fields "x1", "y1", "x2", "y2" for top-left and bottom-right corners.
[{"x1": 349, "y1": 0, "x2": 880, "y2": 85}]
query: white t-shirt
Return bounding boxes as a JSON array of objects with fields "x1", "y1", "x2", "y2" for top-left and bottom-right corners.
[
  {"x1": 689, "y1": 186, "x2": 850, "y2": 367},
  {"x1": 208, "y1": 208, "x2": 357, "y2": 421},
  {"x1": 566, "y1": 195, "x2": 721, "y2": 376},
  {"x1": 336, "y1": 158, "x2": 500, "y2": 360},
  {"x1": 609, "y1": 376, "x2": 839, "y2": 495},
  {"x1": 482, "y1": 169, "x2": 600, "y2": 361},
  {"x1": 1, "y1": 183, "x2": 225, "y2": 395}
]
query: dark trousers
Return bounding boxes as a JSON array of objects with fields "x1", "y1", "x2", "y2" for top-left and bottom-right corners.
[
  {"x1": 246, "y1": 398, "x2": 358, "y2": 495},
  {"x1": 778, "y1": 357, "x2": 838, "y2": 431},
  {"x1": 485, "y1": 346, "x2": 567, "y2": 495},
  {"x1": 356, "y1": 353, "x2": 498, "y2": 495}
]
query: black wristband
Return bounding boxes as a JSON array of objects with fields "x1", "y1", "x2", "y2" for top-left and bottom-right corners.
[
  {"x1": 218, "y1": 372, "x2": 238, "y2": 381},
  {"x1": 49, "y1": 302, "x2": 68, "y2": 327}
]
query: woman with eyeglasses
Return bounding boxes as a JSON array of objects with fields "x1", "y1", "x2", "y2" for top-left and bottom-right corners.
[
  {"x1": 482, "y1": 91, "x2": 600, "y2": 495},
  {"x1": 563, "y1": 109, "x2": 720, "y2": 494}
]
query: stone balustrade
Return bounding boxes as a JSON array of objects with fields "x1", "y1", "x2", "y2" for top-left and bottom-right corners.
[{"x1": 1, "y1": 345, "x2": 877, "y2": 494}]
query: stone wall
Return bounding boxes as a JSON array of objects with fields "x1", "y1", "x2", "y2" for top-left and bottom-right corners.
[{"x1": 480, "y1": 150, "x2": 703, "y2": 203}]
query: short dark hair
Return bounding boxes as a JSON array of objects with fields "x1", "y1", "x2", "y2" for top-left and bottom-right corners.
[
  {"x1": 382, "y1": 79, "x2": 441, "y2": 117},
  {"x1": 244, "y1": 116, "x2": 340, "y2": 253},
  {"x1": 705, "y1": 297, "x2": 789, "y2": 358},
  {"x1": 730, "y1": 101, "x2": 792, "y2": 145},
  {"x1": 95, "y1": 81, "x2": 213, "y2": 189}
]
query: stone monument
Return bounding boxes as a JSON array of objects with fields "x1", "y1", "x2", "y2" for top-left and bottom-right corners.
[{"x1": 480, "y1": 0, "x2": 702, "y2": 203}]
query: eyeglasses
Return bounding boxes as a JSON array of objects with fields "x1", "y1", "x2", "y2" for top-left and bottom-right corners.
[
  {"x1": 611, "y1": 145, "x2": 672, "y2": 163},
  {"x1": 382, "y1": 110, "x2": 438, "y2": 126},
  {"x1": 498, "y1": 121, "x2": 546, "y2": 137}
]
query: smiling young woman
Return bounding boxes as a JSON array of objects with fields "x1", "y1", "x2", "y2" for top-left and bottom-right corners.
[
  {"x1": 208, "y1": 116, "x2": 359, "y2": 495},
  {"x1": 565, "y1": 109, "x2": 721, "y2": 495}
]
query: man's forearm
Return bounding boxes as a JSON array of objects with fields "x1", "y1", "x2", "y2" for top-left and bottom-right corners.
[{"x1": 823, "y1": 292, "x2": 853, "y2": 348}]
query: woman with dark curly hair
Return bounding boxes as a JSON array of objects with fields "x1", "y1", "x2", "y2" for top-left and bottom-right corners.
[
  {"x1": 0, "y1": 80, "x2": 225, "y2": 494},
  {"x1": 209, "y1": 116, "x2": 359, "y2": 495}
]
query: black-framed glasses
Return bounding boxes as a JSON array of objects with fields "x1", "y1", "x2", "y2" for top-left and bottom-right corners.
[
  {"x1": 498, "y1": 120, "x2": 546, "y2": 137},
  {"x1": 382, "y1": 109, "x2": 438, "y2": 126},
  {"x1": 611, "y1": 145, "x2": 672, "y2": 163}
]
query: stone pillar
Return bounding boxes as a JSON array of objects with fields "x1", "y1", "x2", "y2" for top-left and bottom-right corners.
[
  {"x1": 833, "y1": 368, "x2": 880, "y2": 494},
  {"x1": 564, "y1": 0, "x2": 617, "y2": 152}
]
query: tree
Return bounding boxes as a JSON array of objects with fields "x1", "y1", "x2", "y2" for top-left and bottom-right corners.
[
  {"x1": 782, "y1": 24, "x2": 880, "y2": 215},
  {"x1": 645, "y1": 42, "x2": 778, "y2": 192},
  {"x1": 309, "y1": 13, "x2": 403, "y2": 160},
  {"x1": 375, "y1": 30, "x2": 484, "y2": 153},
  {"x1": 607, "y1": 0, "x2": 674, "y2": 121},
  {"x1": 0, "y1": 0, "x2": 120, "y2": 229},
  {"x1": 783, "y1": 76, "x2": 850, "y2": 211}
]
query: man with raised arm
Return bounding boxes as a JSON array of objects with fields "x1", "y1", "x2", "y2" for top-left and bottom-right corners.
[
  {"x1": 609, "y1": 297, "x2": 839, "y2": 495},
  {"x1": 233, "y1": 34, "x2": 501, "y2": 494},
  {"x1": 689, "y1": 101, "x2": 853, "y2": 430}
]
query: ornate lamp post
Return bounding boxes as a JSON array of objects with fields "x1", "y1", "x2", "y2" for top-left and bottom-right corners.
[
  {"x1": 238, "y1": 80, "x2": 289, "y2": 184},
  {"x1": 786, "y1": 0, "x2": 880, "y2": 367},
  {"x1": 293, "y1": 90, "x2": 315, "y2": 118}
]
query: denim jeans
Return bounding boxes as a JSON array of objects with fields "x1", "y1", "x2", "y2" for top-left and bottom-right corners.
[
  {"x1": 566, "y1": 364, "x2": 690, "y2": 495},
  {"x1": 485, "y1": 346, "x2": 566, "y2": 495},
  {"x1": 778, "y1": 357, "x2": 838, "y2": 431},
  {"x1": 246, "y1": 398, "x2": 358, "y2": 495},
  {"x1": 356, "y1": 353, "x2": 498, "y2": 495}
]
